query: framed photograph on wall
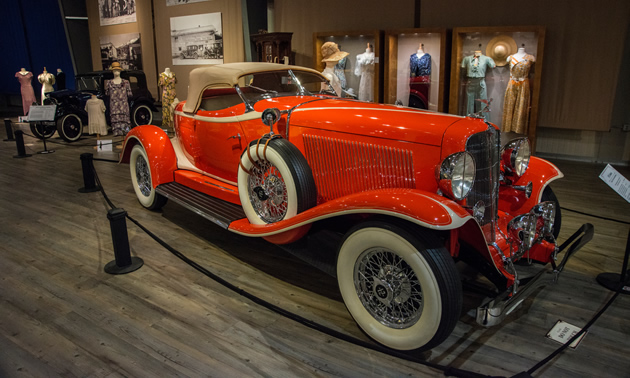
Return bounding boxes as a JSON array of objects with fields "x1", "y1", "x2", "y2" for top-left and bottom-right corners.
[
  {"x1": 100, "y1": 33, "x2": 143, "y2": 71},
  {"x1": 166, "y1": 0, "x2": 209, "y2": 6},
  {"x1": 98, "y1": 0, "x2": 136, "y2": 26},
  {"x1": 170, "y1": 13, "x2": 224, "y2": 65}
]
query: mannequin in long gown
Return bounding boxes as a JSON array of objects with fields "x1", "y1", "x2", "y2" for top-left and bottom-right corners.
[
  {"x1": 15, "y1": 68, "x2": 37, "y2": 115},
  {"x1": 354, "y1": 43, "x2": 375, "y2": 102},
  {"x1": 502, "y1": 47, "x2": 536, "y2": 134},
  {"x1": 38, "y1": 67, "x2": 55, "y2": 104},
  {"x1": 158, "y1": 68, "x2": 177, "y2": 128}
]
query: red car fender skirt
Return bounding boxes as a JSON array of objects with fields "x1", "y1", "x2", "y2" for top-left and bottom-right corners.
[
  {"x1": 120, "y1": 125, "x2": 177, "y2": 188},
  {"x1": 499, "y1": 156, "x2": 564, "y2": 214},
  {"x1": 228, "y1": 189, "x2": 473, "y2": 238}
]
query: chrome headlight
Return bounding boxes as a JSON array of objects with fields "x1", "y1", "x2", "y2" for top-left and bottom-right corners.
[
  {"x1": 436, "y1": 152, "x2": 475, "y2": 200},
  {"x1": 501, "y1": 138, "x2": 530, "y2": 177}
]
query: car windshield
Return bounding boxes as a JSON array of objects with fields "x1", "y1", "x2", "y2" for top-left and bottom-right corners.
[
  {"x1": 76, "y1": 76, "x2": 101, "y2": 91},
  {"x1": 236, "y1": 69, "x2": 336, "y2": 106}
]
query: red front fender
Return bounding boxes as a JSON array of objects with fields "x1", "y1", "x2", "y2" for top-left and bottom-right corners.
[
  {"x1": 499, "y1": 156, "x2": 563, "y2": 214},
  {"x1": 120, "y1": 125, "x2": 177, "y2": 188},
  {"x1": 228, "y1": 188, "x2": 473, "y2": 237}
]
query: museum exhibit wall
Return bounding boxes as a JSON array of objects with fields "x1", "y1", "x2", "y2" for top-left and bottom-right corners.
[
  {"x1": 86, "y1": 0, "x2": 244, "y2": 101},
  {"x1": 274, "y1": 0, "x2": 630, "y2": 163}
]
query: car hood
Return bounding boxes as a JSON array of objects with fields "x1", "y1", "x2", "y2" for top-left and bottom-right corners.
[{"x1": 287, "y1": 98, "x2": 465, "y2": 146}]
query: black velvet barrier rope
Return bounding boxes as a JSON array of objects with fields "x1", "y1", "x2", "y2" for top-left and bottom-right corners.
[{"x1": 89, "y1": 157, "x2": 625, "y2": 378}]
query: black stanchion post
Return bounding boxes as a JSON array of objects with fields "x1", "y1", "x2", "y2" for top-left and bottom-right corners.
[
  {"x1": 13, "y1": 130, "x2": 32, "y2": 158},
  {"x1": 597, "y1": 227, "x2": 630, "y2": 294},
  {"x1": 78, "y1": 153, "x2": 101, "y2": 193},
  {"x1": 4, "y1": 118, "x2": 15, "y2": 141},
  {"x1": 104, "y1": 208, "x2": 143, "y2": 275}
]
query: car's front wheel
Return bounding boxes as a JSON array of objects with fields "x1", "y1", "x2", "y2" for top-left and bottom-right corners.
[
  {"x1": 56, "y1": 113, "x2": 83, "y2": 142},
  {"x1": 541, "y1": 186, "x2": 561, "y2": 238},
  {"x1": 237, "y1": 137, "x2": 316, "y2": 225},
  {"x1": 132, "y1": 104, "x2": 153, "y2": 127},
  {"x1": 129, "y1": 144, "x2": 167, "y2": 210},
  {"x1": 337, "y1": 221, "x2": 462, "y2": 351}
]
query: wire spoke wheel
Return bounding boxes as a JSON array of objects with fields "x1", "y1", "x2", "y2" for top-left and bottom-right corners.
[{"x1": 248, "y1": 160, "x2": 288, "y2": 223}]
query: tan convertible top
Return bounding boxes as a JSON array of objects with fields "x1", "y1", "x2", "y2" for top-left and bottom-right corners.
[{"x1": 183, "y1": 62, "x2": 325, "y2": 113}]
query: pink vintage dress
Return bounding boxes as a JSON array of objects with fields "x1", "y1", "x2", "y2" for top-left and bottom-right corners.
[{"x1": 15, "y1": 72, "x2": 37, "y2": 115}]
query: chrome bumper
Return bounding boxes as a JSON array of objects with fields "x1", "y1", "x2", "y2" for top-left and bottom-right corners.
[{"x1": 476, "y1": 223, "x2": 594, "y2": 327}]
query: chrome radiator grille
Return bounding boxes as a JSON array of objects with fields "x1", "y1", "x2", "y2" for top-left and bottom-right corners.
[
  {"x1": 303, "y1": 134, "x2": 415, "y2": 201},
  {"x1": 466, "y1": 127, "x2": 500, "y2": 227}
]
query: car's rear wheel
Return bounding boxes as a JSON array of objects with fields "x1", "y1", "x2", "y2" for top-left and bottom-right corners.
[
  {"x1": 237, "y1": 136, "x2": 316, "y2": 225},
  {"x1": 132, "y1": 104, "x2": 153, "y2": 127},
  {"x1": 130, "y1": 144, "x2": 167, "y2": 210},
  {"x1": 56, "y1": 113, "x2": 83, "y2": 142},
  {"x1": 337, "y1": 221, "x2": 462, "y2": 351},
  {"x1": 29, "y1": 123, "x2": 56, "y2": 139}
]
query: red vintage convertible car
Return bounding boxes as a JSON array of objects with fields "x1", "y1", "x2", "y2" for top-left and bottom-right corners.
[{"x1": 120, "y1": 63, "x2": 592, "y2": 352}]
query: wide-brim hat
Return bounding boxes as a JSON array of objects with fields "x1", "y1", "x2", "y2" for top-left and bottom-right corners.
[
  {"x1": 110, "y1": 62, "x2": 123, "y2": 71},
  {"x1": 321, "y1": 42, "x2": 349, "y2": 62},
  {"x1": 486, "y1": 35, "x2": 517, "y2": 67}
]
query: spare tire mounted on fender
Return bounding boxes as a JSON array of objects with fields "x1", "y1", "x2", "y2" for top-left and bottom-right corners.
[{"x1": 237, "y1": 136, "x2": 316, "y2": 225}]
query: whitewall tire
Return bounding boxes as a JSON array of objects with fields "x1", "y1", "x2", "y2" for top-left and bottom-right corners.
[
  {"x1": 237, "y1": 137, "x2": 316, "y2": 225},
  {"x1": 129, "y1": 144, "x2": 166, "y2": 210},
  {"x1": 337, "y1": 221, "x2": 462, "y2": 351}
]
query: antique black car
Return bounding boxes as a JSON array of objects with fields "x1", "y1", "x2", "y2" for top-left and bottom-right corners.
[{"x1": 32, "y1": 70, "x2": 158, "y2": 142}]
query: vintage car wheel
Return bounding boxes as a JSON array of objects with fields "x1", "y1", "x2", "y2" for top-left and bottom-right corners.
[
  {"x1": 56, "y1": 114, "x2": 83, "y2": 142},
  {"x1": 29, "y1": 123, "x2": 56, "y2": 139},
  {"x1": 541, "y1": 186, "x2": 561, "y2": 238},
  {"x1": 237, "y1": 137, "x2": 316, "y2": 225},
  {"x1": 132, "y1": 104, "x2": 153, "y2": 127},
  {"x1": 337, "y1": 221, "x2": 462, "y2": 351},
  {"x1": 129, "y1": 144, "x2": 167, "y2": 210}
]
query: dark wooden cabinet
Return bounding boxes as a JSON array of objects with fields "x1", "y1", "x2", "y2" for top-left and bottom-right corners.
[{"x1": 251, "y1": 32, "x2": 293, "y2": 65}]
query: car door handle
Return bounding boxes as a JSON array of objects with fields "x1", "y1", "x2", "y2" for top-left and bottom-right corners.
[{"x1": 228, "y1": 133, "x2": 241, "y2": 141}]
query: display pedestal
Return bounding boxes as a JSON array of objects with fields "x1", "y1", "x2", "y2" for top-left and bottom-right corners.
[{"x1": 596, "y1": 228, "x2": 630, "y2": 295}]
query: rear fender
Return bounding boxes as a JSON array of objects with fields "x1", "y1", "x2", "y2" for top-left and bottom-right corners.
[
  {"x1": 120, "y1": 125, "x2": 177, "y2": 188},
  {"x1": 499, "y1": 156, "x2": 563, "y2": 214}
]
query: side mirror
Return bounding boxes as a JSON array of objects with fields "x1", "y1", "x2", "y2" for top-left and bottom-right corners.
[{"x1": 261, "y1": 108, "x2": 282, "y2": 134}]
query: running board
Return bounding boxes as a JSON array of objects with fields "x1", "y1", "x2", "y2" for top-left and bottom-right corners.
[{"x1": 156, "y1": 182, "x2": 246, "y2": 229}]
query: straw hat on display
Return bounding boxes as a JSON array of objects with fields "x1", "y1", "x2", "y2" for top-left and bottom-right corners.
[
  {"x1": 321, "y1": 42, "x2": 349, "y2": 62},
  {"x1": 486, "y1": 35, "x2": 517, "y2": 66},
  {"x1": 110, "y1": 62, "x2": 123, "y2": 71}
]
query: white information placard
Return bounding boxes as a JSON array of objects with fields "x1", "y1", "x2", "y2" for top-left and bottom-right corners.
[
  {"x1": 97, "y1": 140, "x2": 113, "y2": 152},
  {"x1": 599, "y1": 164, "x2": 630, "y2": 203},
  {"x1": 27, "y1": 105, "x2": 57, "y2": 122},
  {"x1": 546, "y1": 320, "x2": 586, "y2": 349}
]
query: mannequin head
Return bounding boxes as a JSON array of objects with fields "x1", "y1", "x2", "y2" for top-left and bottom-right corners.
[
  {"x1": 20, "y1": 67, "x2": 26, "y2": 72},
  {"x1": 113, "y1": 70, "x2": 121, "y2": 78},
  {"x1": 366, "y1": 43, "x2": 373, "y2": 53},
  {"x1": 165, "y1": 67, "x2": 171, "y2": 74},
  {"x1": 43, "y1": 67, "x2": 47, "y2": 73},
  {"x1": 57, "y1": 68, "x2": 62, "y2": 73}
]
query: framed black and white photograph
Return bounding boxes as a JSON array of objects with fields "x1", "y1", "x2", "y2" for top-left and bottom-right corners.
[
  {"x1": 170, "y1": 12, "x2": 224, "y2": 65},
  {"x1": 166, "y1": 0, "x2": 209, "y2": 6},
  {"x1": 100, "y1": 33, "x2": 143, "y2": 71},
  {"x1": 98, "y1": 0, "x2": 137, "y2": 26}
]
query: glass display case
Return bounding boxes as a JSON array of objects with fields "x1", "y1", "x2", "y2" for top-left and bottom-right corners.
[
  {"x1": 384, "y1": 28, "x2": 447, "y2": 111},
  {"x1": 313, "y1": 30, "x2": 383, "y2": 102},
  {"x1": 449, "y1": 26, "x2": 545, "y2": 143}
]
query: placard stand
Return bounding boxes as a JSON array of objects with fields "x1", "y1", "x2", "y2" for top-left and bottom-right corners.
[
  {"x1": 596, "y1": 164, "x2": 630, "y2": 294},
  {"x1": 27, "y1": 105, "x2": 57, "y2": 154}
]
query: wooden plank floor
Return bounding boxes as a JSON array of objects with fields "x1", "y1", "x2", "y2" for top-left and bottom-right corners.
[{"x1": 1, "y1": 120, "x2": 629, "y2": 377}]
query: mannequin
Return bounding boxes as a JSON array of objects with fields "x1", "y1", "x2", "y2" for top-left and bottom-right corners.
[
  {"x1": 56, "y1": 68, "x2": 66, "y2": 90},
  {"x1": 158, "y1": 67, "x2": 177, "y2": 128},
  {"x1": 85, "y1": 94, "x2": 108, "y2": 136},
  {"x1": 354, "y1": 42, "x2": 375, "y2": 102},
  {"x1": 334, "y1": 45, "x2": 348, "y2": 91},
  {"x1": 15, "y1": 68, "x2": 37, "y2": 115},
  {"x1": 409, "y1": 43, "x2": 432, "y2": 109},
  {"x1": 105, "y1": 62, "x2": 132, "y2": 136},
  {"x1": 38, "y1": 67, "x2": 55, "y2": 104},
  {"x1": 502, "y1": 45, "x2": 536, "y2": 134},
  {"x1": 461, "y1": 44, "x2": 496, "y2": 118},
  {"x1": 320, "y1": 42, "x2": 349, "y2": 97}
]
